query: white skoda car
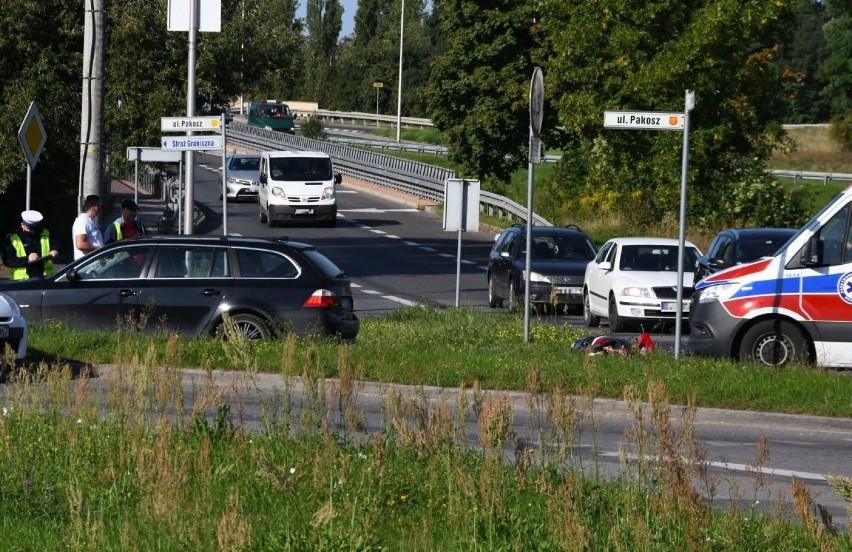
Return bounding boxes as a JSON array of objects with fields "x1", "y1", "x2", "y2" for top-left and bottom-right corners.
[
  {"x1": 0, "y1": 291, "x2": 27, "y2": 362},
  {"x1": 583, "y1": 237, "x2": 702, "y2": 332}
]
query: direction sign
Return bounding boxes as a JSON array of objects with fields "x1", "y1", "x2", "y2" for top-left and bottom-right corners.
[
  {"x1": 161, "y1": 136, "x2": 223, "y2": 151},
  {"x1": 18, "y1": 102, "x2": 47, "y2": 169},
  {"x1": 127, "y1": 146, "x2": 182, "y2": 162},
  {"x1": 603, "y1": 111, "x2": 684, "y2": 131},
  {"x1": 161, "y1": 116, "x2": 221, "y2": 132}
]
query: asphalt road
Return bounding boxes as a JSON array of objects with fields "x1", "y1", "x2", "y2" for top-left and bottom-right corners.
[{"x1": 87, "y1": 364, "x2": 852, "y2": 530}]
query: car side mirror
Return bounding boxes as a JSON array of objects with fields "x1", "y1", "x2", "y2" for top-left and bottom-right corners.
[
  {"x1": 599, "y1": 261, "x2": 612, "y2": 271},
  {"x1": 66, "y1": 268, "x2": 80, "y2": 281},
  {"x1": 801, "y1": 235, "x2": 822, "y2": 267},
  {"x1": 334, "y1": 173, "x2": 342, "y2": 185},
  {"x1": 499, "y1": 251, "x2": 511, "y2": 259},
  {"x1": 708, "y1": 257, "x2": 728, "y2": 268},
  {"x1": 260, "y1": 173, "x2": 267, "y2": 184}
]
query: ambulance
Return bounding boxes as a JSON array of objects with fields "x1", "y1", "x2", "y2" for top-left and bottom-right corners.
[{"x1": 689, "y1": 183, "x2": 852, "y2": 368}]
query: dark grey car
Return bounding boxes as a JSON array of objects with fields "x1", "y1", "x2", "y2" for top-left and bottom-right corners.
[
  {"x1": 0, "y1": 235, "x2": 359, "y2": 340},
  {"x1": 487, "y1": 224, "x2": 597, "y2": 312},
  {"x1": 694, "y1": 227, "x2": 797, "y2": 282}
]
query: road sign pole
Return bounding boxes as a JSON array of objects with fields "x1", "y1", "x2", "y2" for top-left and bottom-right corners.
[
  {"x1": 674, "y1": 90, "x2": 695, "y2": 359},
  {"x1": 525, "y1": 67, "x2": 544, "y2": 344},
  {"x1": 221, "y1": 114, "x2": 228, "y2": 236},
  {"x1": 134, "y1": 148, "x2": 140, "y2": 206},
  {"x1": 26, "y1": 166, "x2": 32, "y2": 211}
]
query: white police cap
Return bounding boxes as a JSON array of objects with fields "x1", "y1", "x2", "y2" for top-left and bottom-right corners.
[{"x1": 21, "y1": 210, "x2": 44, "y2": 226}]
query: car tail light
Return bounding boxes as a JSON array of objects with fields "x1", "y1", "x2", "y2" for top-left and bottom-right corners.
[{"x1": 303, "y1": 289, "x2": 339, "y2": 308}]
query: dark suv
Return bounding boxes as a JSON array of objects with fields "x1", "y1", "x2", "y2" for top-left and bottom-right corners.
[
  {"x1": 487, "y1": 224, "x2": 597, "y2": 311},
  {"x1": 0, "y1": 235, "x2": 359, "y2": 340},
  {"x1": 694, "y1": 227, "x2": 797, "y2": 282}
]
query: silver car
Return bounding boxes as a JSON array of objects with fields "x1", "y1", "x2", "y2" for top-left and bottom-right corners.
[
  {"x1": 220, "y1": 153, "x2": 261, "y2": 201},
  {"x1": 0, "y1": 291, "x2": 27, "y2": 362}
]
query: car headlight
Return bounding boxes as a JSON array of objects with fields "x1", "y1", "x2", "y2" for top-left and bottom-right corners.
[
  {"x1": 620, "y1": 286, "x2": 652, "y2": 298},
  {"x1": 271, "y1": 187, "x2": 286, "y2": 198},
  {"x1": 321, "y1": 187, "x2": 335, "y2": 200},
  {"x1": 0, "y1": 295, "x2": 20, "y2": 317},
  {"x1": 523, "y1": 271, "x2": 549, "y2": 283},
  {"x1": 697, "y1": 283, "x2": 739, "y2": 303},
  {"x1": 227, "y1": 178, "x2": 237, "y2": 185}
]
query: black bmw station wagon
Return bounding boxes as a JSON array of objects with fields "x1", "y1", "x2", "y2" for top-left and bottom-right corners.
[{"x1": 0, "y1": 235, "x2": 359, "y2": 340}]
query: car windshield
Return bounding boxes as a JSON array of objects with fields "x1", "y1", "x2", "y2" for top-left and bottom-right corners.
[
  {"x1": 529, "y1": 234, "x2": 596, "y2": 261},
  {"x1": 229, "y1": 157, "x2": 260, "y2": 172},
  {"x1": 737, "y1": 237, "x2": 789, "y2": 261},
  {"x1": 269, "y1": 157, "x2": 333, "y2": 181},
  {"x1": 619, "y1": 245, "x2": 700, "y2": 272}
]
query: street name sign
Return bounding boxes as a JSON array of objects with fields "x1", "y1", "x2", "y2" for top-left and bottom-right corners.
[
  {"x1": 603, "y1": 111, "x2": 684, "y2": 131},
  {"x1": 161, "y1": 116, "x2": 221, "y2": 131},
  {"x1": 161, "y1": 136, "x2": 222, "y2": 151},
  {"x1": 18, "y1": 102, "x2": 47, "y2": 169}
]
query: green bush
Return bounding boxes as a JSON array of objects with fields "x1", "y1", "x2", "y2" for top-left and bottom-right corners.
[
  {"x1": 829, "y1": 112, "x2": 852, "y2": 152},
  {"x1": 300, "y1": 115, "x2": 328, "y2": 140},
  {"x1": 720, "y1": 177, "x2": 809, "y2": 228}
]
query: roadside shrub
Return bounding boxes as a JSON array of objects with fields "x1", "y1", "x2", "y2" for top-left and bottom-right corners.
[
  {"x1": 719, "y1": 177, "x2": 809, "y2": 228},
  {"x1": 829, "y1": 112, "x2": 852, "y2": 152},
  {"x1": 301, "y1": 116, "x2": 328, "y2": 140}
]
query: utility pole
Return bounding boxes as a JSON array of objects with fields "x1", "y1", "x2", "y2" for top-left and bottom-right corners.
[
  {"x1": 79, "y1": 0, "x2": 105, "y2": 212},
  {"x1": 184, "y1": 0, "x2": 197, "y2": 235}
]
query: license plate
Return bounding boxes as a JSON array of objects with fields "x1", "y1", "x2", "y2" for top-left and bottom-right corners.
[
  {"x1": 557, "y1": 287, "x2": 582, "y2": 295},
  {"x1": 295, "y1": 208, "x2": 313, "y2": 215},
  {"x1": 660, "y1": 301, "x2": 675, "y2": 312},
  {"x1": 0, "y1": 327, "x2": 8, "y2": 338}
]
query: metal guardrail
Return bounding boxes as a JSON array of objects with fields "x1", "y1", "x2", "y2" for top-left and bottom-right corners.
[
  {"x1": 767, "y1": 169, "x2": 852, "y2": 185},
  {"x1": 225, "y1": 123, "x2": 552, "y2": 226},
  {"x1": 293, "y1": 109, "x2": 434, "y2": 129}
]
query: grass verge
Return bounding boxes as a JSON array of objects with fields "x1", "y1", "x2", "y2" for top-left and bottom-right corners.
[
  {"x1": 21, "y1": 307, "x2": 852, "y2": 419},
  {"x1": 1, "y1": 326, "x2": 850, "y2": 548}
]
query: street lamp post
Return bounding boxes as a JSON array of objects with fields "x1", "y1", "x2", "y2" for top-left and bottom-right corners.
[{"x1": 396, "y1": 0, "x2": 404, "y2": 143}]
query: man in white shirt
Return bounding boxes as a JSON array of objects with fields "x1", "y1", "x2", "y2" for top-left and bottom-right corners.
[{"x1": 72, "y1": 194, "x2": 104, "y2": 259}]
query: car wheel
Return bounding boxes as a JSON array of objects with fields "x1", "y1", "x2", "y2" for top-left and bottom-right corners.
[
  {"x1": 583, "y1": 290, "x2": 600, "y2": 327},
  {"x1": 739, "y1": 320, "x2": 810, "y2": 367},
  {"x1": 218, "y1": 192, "x2": 223, "y2": 200},
  {"x1": 259, "y1": 204, "x2": 268, "y2": 224},
  {"x1": 217, "y1": 313, "x2": 270, "y2": 341},
  {"x1": 326, "y1": 216, "x2": 337, "y2": 228},
  {"x1": 608, "y1": 294, "x2": 626, "y2": 332},
  {"x1": 266, "y1": 205, "x2": 276, "y2": 228},
  {"x1": 507, "y1": 279, "x2": 519, "y2": 312},
  {"x1": 487, "y1": 275, "x2": 503, "y2": 308}
]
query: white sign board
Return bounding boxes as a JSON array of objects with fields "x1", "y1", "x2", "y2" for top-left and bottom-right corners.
[
  {"x1": 161, "y1": 136, "x2": 222, "y2": 151},
  {"x1": 127, "y1": 147, "x2": 182, "y2": 162},
  {"x1": 604, "y1": 111, "x2": 684, "y2": 131},
  {"x1": 161, "y1": 116, "x2": 221, "y2": 132},
  {"x1": 167, "y1": 0, "x2": 221, "y2": 32},
  {"x1": 443, "y1": 179, "x2": 480, "y2": 233}
]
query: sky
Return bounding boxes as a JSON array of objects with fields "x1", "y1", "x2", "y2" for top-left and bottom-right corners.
[{"x1": 296, "y1": 0, "x2": 359, "y2": 38}]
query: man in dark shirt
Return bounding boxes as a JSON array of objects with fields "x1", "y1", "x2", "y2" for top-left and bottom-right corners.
[
  {"x1": 103, "y1": 199, "x2": 147, "y2": 244},
  {"x1": 2, "y1": 210, "x2": 60, "y2": 280}
]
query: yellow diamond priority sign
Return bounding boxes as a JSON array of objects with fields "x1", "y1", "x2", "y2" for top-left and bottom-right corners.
[{"x1": 18, "y1": 102, "x2": 47, "y2": 169}]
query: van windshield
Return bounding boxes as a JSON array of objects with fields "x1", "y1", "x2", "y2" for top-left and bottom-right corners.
[{"x1": 269, "y1": 158, "x2": 333, "y2": 181}]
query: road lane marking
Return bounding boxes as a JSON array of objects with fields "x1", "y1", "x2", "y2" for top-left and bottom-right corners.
[{"x1": 599, "y1": 451, "x2": 826, "y2": 481}]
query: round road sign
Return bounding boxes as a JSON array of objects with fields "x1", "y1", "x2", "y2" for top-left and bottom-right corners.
[{"x1": 530, "y1": 67, "x2": 544, "y2": 137}]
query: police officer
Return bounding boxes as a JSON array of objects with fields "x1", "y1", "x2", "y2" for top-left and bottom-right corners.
[
  {"x1": 103, "y1": 199, "x2": 147, "y2": 244},
  {"x1": 1, "y1": 210, "x2": 60, "y2": 280}
]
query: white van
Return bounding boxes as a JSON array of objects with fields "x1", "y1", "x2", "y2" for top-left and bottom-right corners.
[
  {"x1": 258, "y1": 150, "x2": 342, "y2": 227},
  {"x1": 689, "y1": 183, "x2": 852, "y2": 367}
]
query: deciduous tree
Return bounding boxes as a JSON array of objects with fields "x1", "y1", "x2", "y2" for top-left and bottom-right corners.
[{"x1": 536, "y1": 0, "x2": 805, "y2": 228}]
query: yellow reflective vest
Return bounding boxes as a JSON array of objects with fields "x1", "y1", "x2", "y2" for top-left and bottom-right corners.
[{"x1": 9, "y1": 230, "x2": 54, "y2": 280}]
